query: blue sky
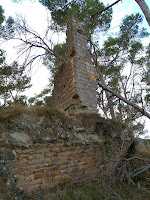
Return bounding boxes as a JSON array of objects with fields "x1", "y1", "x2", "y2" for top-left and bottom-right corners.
[{"x1": 105, "y1": 0, "x2": 150, "y2": 30}]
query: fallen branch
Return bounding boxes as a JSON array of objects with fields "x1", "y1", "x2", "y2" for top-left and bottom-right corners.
[
  {"x1": 108, "y1": 153, "x2": 150, "y2": 185},
  {"x1": 124, "y1": 156, "x2": 150, "y2": 162},
  {"x1": 98, "y1": 81, "x2": 150, "y2": 119},
  {"x1": 130, "y1": 164, "x2": 150, "y2": 178}
]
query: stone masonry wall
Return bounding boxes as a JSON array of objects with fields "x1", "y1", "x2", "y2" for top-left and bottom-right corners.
[
  {"x1": 0, "y1": 110, "x2": 132, "y2": 198},
  {"x1": 52, "y1": 15, "x2": 98, "y2": 112},
  {"x1": 13, "y1": 138, "x2": 131, "y2": 194},
  {"x1": 13, "y1": 141, "x2": 101, "y2": 194}
]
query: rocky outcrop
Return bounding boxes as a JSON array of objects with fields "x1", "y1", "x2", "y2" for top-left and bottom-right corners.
[{"x1": 0, "y1": 108, "x2": 132, "y2": 198}]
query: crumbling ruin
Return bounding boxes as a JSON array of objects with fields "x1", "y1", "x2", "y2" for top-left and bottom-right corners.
[
  {"x1": 0, "y1": 15, "x2": 133, "y2": 199},
  {"x1": 52, "y1": 15, "x2": 98, "y2": 112},
  {"x1": 0, "y1": 108, "x2": 132, "y2": 197}
]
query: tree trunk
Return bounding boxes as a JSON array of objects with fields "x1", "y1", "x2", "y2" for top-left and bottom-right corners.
[
  {"x1": 105, "y1": 89, "x2": 116, "y2": 119},
  {"x1": 90, "y1": 42, "x2": 116, "y2": 119},
  {"x1": 121, "y1": 79, "x2": 133, "y2": 130},
  {"x1": 135, "y1": 0, "x2": 150, "y2": 27},
  {"x1": 98, "y1": 81, "x2": 150, "y2": 119},
  {"x1": 97, "y1": 68, "x2": 116, "y2": 119}
]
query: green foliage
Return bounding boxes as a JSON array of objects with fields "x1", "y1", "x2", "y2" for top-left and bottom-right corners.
[
  {"x1": 104, "y1": 37, "x2": 119, "y2": 56},
  {"x1": 119, "y1": 13, "x2": 147, "y2": 47},
  {"x1": 0, "y1": 192, "x2": 13, "y2": 200},
  {"x1": 142, "y1": 44, "x2": 150, "y2": 86},
  {"x1": 97, "y1": 13, "x2": 150, "y2": 131},
  {"x1": 5, "y1": 16, "x2": 15, "y2": 35},
  {"x1": 43, "y1": 179, "x2": 150, "y2": 200},
  {"x1": 0, "y1": 5, "x2": 15, "y2": 38},
  {"x1": 0, "y1": 50, "x2": 31, "y2": 106},
  {"x1": 13, "y1": 95, "x2": 28, "y2": 106},
  {"x1": 145, "y1": 94, "x2": 150, "y2": 105},
  {"x1": 28, "y1": 88, "x2": 52, "y2": 106},
  {"x1": 39, "y1": 0, "x2": 112, "y2": 35},
  {"x1": 133, "y1": 122, "x2": 147, "y2": 136},
  {"x1": 99, "y1": 135, "x2": 110, "y2": 165},
  {"x1": 46, "y1": 43, "x2": 66, "y2": 67},
  {"x1": 68, "y1": 104, "x2": 76, "y2": 111},
  {"x1": 128, "y1": 41, "x2": 143, "y2": 63},
  {"x1": 0, "y1": 5, "x2": 5, "y2": 25},
  {"x1": 42, "y1": 43, "x2": 66, "y2": 88}
]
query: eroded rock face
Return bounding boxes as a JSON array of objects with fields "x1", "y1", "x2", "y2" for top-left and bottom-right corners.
[
  {"x1": 3, "y1": 131, "x2": 32, "y2": 148},
  {"x1": 0, "y1": 110, "x2": 132, "y2": 198},
  {"x1": 2, "y1": 115, "x2": 104, "y2": 146}
]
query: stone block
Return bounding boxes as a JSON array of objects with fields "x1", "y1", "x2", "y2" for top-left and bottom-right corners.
[
  {"x1": 3, "y1": 131, "x2": 32, "y2": 148},
  {"x1": 51, "y1": 15, "x2": 97, "y2": 113}
]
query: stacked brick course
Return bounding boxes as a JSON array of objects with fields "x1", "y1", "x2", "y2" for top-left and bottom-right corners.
[
  {"x1": 0, "y1": 111, "x2": 132, "y2": 197},
  {"x1": 12, "y1": 138, "x2": 131, "y2": 194},
  {"x1": 52, "y1": 15, "x2": 98, "y2": 112},
  {"x1": 13, "y1": 142, "x2": 101, "y2": 193}
]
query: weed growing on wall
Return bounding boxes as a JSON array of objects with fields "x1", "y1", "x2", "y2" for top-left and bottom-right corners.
[{"x1": 98, "y1": 128, "x2": 111, "y2": 165}]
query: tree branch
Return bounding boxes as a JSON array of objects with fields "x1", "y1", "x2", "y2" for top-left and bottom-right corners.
[
  {"x1": 124, "y1": 156, "x2": 150, "y2": 162},
  {"x1": 98, "y1": 80, "x2": 150, "y2": 119},
  {"x1": 92, "y1": 0, "x2": 122, "y2": 18},
  {"x1": 130, "y1": 164, "x2": 150, "y2": 178},
  {"x1": 135, "y1": 0, "x2": 150, "y2": 27}
]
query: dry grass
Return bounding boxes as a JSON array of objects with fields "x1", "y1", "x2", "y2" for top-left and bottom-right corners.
[
  {"x1": 0, "y1": 105, "x2": 126, "y2": 137},
  {"x1": 1, "y1": 179, "x2": 150, "y2": 200},
  {"x1": 0, "y1": 105, "x2": 64, "y2": 133},
  {"x1": 0, "y1": 105, "x2": 63, "y2": 120},
  {"x1": 41, "y1": 180, "x2": 150, "y2": 200}
]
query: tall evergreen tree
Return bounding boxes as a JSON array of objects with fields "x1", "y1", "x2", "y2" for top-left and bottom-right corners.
[
  {"x1": 39, "y1": 0, "x2": 112, "y2": 35},
  {"x1": 97, "y1": 13, "x2": 150, "y2": 123},
  {"x1": 0, "y1": 50, "x2": 32, "y2": 106}
]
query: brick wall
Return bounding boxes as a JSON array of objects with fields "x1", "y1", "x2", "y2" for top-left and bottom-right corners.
[
  {"x1": 13, "y1": 141, "x2": 101, "y2": 193},
  {"x1": 52, "y1": 15, "x2": 98, "y2": 112},
  {"x1": 12, "y1": 139, "x2": 131, "y2": 194},
  {"x1": 0, "y1": 111, "x2": 132, "y2": 198}
]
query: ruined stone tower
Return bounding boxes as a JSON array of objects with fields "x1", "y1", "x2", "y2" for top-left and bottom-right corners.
[{"x1": 52, "y1": 15, "x2": 98, "y2": 112}]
